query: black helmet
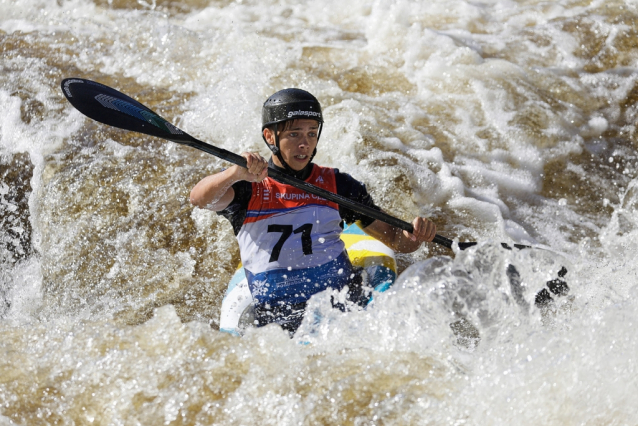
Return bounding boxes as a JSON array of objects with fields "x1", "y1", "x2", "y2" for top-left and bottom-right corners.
[
  {"x1": 262, "y1": 88, "x2": 323, "y2": 130},
  {"x1": 261, "y1": 88, "x2": 324, "y2": 176}
]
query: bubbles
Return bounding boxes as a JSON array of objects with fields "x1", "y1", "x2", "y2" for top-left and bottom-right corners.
[{"x1": 588, "y1": 116, "x2": 609, "y2": 136}]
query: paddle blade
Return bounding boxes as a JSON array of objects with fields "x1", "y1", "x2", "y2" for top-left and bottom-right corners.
[{"x1": 61, "y1": 78, "x2": 192, "y2": 143}]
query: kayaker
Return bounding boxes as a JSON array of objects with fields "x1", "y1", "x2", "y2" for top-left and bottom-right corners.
[{"x1": 190, "y1": 88, "x2": 436, "y2": 334}]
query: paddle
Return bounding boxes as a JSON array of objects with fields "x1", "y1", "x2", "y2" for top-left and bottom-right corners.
[{"x1": 60, "y1": 78, "x2": 526, "y2": 251}]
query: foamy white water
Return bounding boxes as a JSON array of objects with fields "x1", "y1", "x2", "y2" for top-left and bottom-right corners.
[{"x1": 1, "y1": 0, "x2": 638, "y2": 424}]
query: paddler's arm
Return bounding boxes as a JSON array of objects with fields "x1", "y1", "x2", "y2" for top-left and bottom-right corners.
[
  {"x1": 362, "y1": 216, "x2": 436, "y2": 253},
  {"x1": 190, "y1": 152, "x2": 268, "y2": 211}
]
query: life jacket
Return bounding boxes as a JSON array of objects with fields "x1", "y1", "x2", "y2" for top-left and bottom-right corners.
[{"x1": 236, "y1": 164, "x2": 355, "y2": 306}]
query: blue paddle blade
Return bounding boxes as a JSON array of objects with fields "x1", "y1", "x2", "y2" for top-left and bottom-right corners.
[{"x1": 61, "y1": 78, "x2": 192, "y2": 143}]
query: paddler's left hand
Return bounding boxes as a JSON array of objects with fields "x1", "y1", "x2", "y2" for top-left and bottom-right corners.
[{"x1": 404, "y1": 216, "x2": 437, "y2": 243}]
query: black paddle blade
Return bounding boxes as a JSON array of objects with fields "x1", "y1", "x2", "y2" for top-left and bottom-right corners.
[
  {"x1": 433, "y1": 235, "x2": 478, "y2": 250},
  {"x1": 61, "y1": 78, "x2": 193, "y2": 143},
  {"x1": 438, "y1": 238, "x2": 531, "y2": 251}
]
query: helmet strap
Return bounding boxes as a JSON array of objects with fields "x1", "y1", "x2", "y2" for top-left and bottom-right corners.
[
  {"x1": 262, "y1": 133, "x2": 279, "y2": 155},
  {"x1": 263, "y1": 125, "x2": 297, "y2": 175}
]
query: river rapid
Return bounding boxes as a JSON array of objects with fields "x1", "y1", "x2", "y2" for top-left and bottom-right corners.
[{"x1": 1, "y1": 0, "x2": 638, "y2": 424}]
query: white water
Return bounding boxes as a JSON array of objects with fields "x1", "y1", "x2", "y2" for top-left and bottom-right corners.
[{"x1": 1, "y1": 0, "x2": 638, "y2": 424}]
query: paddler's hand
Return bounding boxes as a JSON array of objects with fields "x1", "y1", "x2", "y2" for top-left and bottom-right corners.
[
  {"x1": 361, "y1": 215, "x2": 436, "y2": 253},
  {"x1": 404, "y1": 216, "x2": 437, "y2": 243},
  {"x1": 237, "y1": 152, "x2": 268, "y2": 182}
]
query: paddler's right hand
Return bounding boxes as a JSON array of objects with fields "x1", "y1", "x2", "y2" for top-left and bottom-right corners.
[{"x1": 236, "y1": 152, "x2": 268, "y2": 182}]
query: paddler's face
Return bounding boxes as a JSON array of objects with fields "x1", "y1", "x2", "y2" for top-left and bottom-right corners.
[{"x1": 263, "y1": 119, "x2": 319, "y2": 171}]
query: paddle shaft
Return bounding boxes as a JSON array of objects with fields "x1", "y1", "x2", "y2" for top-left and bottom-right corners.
[
  {"x1": 174, "y1": 133, "x2": 457, "y2": 248},
  {"x1": 153, "y1": 123, "x2": 532, "y2": 250},
  {"x1": 61, "y1": 78, "x2": 530, "y2": 251}
]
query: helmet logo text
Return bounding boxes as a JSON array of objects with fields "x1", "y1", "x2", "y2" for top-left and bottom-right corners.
[{"x1": 287, "y1": 110, "x2": 322, "y2": 119}]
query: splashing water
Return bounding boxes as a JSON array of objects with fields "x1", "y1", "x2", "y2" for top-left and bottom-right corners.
[{"x1": 1, "y1": 0, "x2": 638, "y2": 424}]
